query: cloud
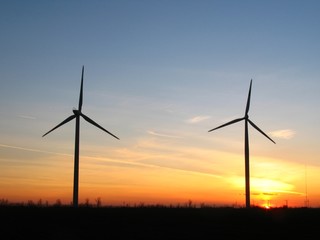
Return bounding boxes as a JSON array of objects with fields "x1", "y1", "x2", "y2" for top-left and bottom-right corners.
[
  {"x1": 0, "y1": 143, "x2": 71, "y2": 156},
  {"x1": 147, "y1": 130, "x2": 181, "y2": 139},
  {"x1": 17, "y1": 115, "x2": 36, "y2": 120},
  {"x1": 251, "y1": 192, "x2": 278, "y2": 196},
  {"x1": 186, "y1": 115, "x2": 211, "y2": 124},
  {"x1": 269, "y1": 129, "x2": 296, "y2": 139}
]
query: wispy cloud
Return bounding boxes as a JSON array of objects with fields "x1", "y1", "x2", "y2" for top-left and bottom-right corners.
[
  {"x1": 186, "y1": 115, "x2": 211, "y2": 124},
  {"x1": 231, "y1": 176, "x2": 302, "y2": 195},
  {"x1": 0, "y1": 143, "x2": 222, "y2": 179},
  {"x1": 17, "y1": 115, "x2": 36, "y2": 120},
  {"x1": 269, "y1": 129, "x2": 296, "y2": 139},
  {"x1": 147, "y1": 130, "x2": 181, "y2": 139},
  {"x1": 0, "y1": 143, "x2": 70, "y2": 156}
]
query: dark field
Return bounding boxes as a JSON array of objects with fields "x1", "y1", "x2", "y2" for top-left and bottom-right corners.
[{"x1": 1, "y1": 206, "x2": 319, "y2": 239}]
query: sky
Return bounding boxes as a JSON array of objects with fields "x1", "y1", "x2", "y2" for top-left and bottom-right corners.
[{"x1": 0, "y1": 0, "x2": 320, "y2": 208}]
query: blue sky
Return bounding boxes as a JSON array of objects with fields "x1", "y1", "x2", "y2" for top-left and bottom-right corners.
[{"x1": 0, "y1": 0, "x2": 320, "y2": 206}]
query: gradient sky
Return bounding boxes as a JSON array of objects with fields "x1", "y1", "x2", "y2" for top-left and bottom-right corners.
[{"x1": 0, "y1": 0, "x2": 320, "y2": 207}]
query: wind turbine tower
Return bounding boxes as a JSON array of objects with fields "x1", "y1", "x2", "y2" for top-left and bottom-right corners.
[
  {"x1": 43, "y1": 66, "x2": 119, "y2": 207},
  {"x1": 208, "y1": 80, "x2": 275, "y2": 208}
]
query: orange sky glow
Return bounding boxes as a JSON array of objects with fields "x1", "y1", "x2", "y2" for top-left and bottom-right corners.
[{"x1": 0, "y1": 140, "x2": 318, "y2": 208}]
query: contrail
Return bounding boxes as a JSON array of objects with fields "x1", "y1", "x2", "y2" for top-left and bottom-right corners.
[
  {"x1": 0, "y1": 143, "x2": 71, "y2": 156},
  {"x1": 0, "y1": 143, "x2": 222, "y2": 179},
  {"x1": 147, "y1": 130, "x2": 181, "y2": 139},
  {"x1": 87, "y1": 155, "x2": 223, "y2": 179}
]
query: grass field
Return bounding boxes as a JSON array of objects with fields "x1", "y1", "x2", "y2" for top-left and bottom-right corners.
[{"x1": 1, "y1": 205, "x2": 319, "y2": 239}]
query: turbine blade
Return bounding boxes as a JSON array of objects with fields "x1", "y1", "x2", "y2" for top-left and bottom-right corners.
[
  {"x1": 80, "y1": 113, "x2": 120, "y2": 140},
  {"x1": 78, "y1": 66, "x2": 84, "y2": 111},
  {"x1": 42, "y1": 115, "x2": 76, "y2": 137},
  {"x1": 248, "y1": 119, "x2": 276, "y2": 144},
  {"x1": 245, "y1": 79, "x2": 252, "y2": 116},
  {"x1": 208, "y1": 117, "x2": 245, "y2": 132}
]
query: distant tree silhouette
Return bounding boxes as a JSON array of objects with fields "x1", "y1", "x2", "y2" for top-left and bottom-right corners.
[
  {"x1": 85, "y1": 198, "x2": 90, "y2": 207},
  {"x1": 95, "y1": 197, "x2": 102, "y2": 207},
  {"x1": 54, "y1": 199, "x2": 62, "y2": 207}
]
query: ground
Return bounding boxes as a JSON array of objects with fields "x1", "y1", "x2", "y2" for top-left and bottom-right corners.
[{"x1": 1, "y1": 206, "x2": 319, "y2": 239}]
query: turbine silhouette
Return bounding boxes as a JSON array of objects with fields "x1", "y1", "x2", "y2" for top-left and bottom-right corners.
[
  {"x1": 208, "y1": 79, "x2": 275, "y2": 208},
  {"x1": 43, "y1": 66, "x2": 119, "y2": 207}
]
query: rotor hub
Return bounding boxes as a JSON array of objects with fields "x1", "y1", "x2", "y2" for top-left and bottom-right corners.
[{"x1": 73, "y1": 109, "x2": 80, "y2": 115}]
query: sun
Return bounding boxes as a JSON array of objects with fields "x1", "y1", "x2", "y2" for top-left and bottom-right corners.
[
  {"x1": 231, "y1": 177, "x2": 295, "y2": 207},
  {"x1": 261, "y1": 201, "x2": 272, "y2": 209}
]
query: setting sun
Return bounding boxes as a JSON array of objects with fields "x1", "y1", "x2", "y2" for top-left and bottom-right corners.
[{"x1": 262, "y1": 203, "x2": 271, "y2": 209}]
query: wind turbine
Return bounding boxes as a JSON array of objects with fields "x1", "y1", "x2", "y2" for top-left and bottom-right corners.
[
  {"x1": 208, "y1": 79, "x2": 275, "y2": 208},
  {"x1": 43, "y1": 66, "x2": 119, "y2": 207}
]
